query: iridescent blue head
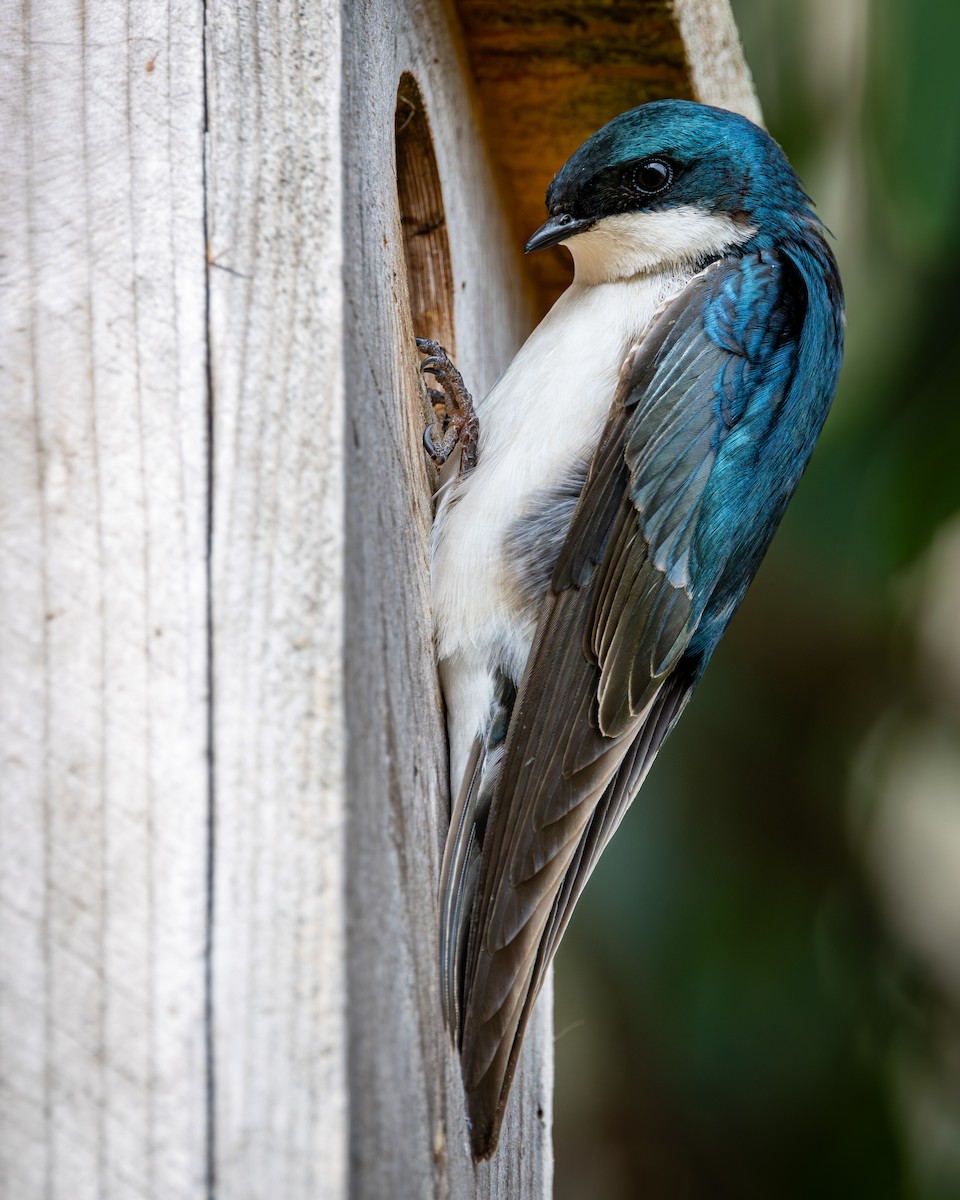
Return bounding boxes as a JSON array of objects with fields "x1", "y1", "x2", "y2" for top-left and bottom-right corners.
[{"x1": 526, "y1": 100, "x2": 813, "y2": 283}]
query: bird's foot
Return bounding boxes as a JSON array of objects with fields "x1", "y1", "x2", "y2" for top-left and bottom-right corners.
[{"x1": 417, "y1": 338, "x2": 478, "y2": 475}]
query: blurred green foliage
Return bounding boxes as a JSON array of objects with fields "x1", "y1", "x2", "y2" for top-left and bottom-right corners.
[{"x1": 554, "y1": 2, "x2": 960, "y2": 1195}]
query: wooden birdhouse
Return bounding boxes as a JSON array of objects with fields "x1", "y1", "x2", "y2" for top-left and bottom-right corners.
[{"x1": 1, "y1": 1, "x2": 758, "y2": 1195}]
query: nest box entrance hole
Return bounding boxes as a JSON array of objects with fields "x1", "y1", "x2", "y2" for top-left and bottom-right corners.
[{"x1": 395, "y1": 74, "x2": 455, "y2": 355}]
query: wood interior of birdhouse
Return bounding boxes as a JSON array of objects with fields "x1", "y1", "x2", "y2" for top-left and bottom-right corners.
[
  {"x1": 395, "y1": 73, "x2": 456, "y2": 355},
  {"x1": 454, "y1": 0, "x2": 699, "y2": 314}
]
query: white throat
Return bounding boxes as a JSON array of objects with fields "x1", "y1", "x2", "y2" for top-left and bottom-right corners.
[{"x1": 564, "y1": 205, "x2": 756, "y2": 285}]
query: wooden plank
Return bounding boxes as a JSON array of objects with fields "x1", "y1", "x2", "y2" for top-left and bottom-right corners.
[
  {"x1": 203, "y1": 0, "x2": 349, "y2": 1195},
  {"x1": 0, "y1": 2, "x2": 209, "y2": 1196},
  {"x1": 205, "y1": 0, "x2": 549, "y2": 1191},
  {"x1": 338, "y1": 0, "x2": 757, "y2": 1192},
  {"x1": 340, "y1": 2, "x2": 552, "y2": 1196}
]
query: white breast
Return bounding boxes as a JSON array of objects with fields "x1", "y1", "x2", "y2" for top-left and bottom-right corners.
[
  {"x1": 431, "y1": 205, "x2": 758, "y2": 795},
  {"x1": 432, "y1": 268, "x2": 691, "y2": 681}
]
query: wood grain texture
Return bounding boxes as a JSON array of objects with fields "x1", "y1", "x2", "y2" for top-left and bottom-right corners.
[
  {"x1": 0, "y1": 1, "x2": 209, "y2": 1196},
  {"x1": 341, "y1": 1, "x2": 552, "y2": 1195},
  {"x1": 203, "y1": 0, "x2": 349, "y2": 1195},
  {"x1": 671, "y1": 0, "x2": 762, "y2": 125},
  {"x1": 1, "y1": 0, "x2": 757, "y2": 1194},
  {"x1": 397, "y1": 73, "x2": 458, "y2": 359}
]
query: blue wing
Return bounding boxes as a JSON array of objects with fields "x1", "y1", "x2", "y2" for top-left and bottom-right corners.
[
  {"x1": 565, "y1": 248, "x2": 817, "y2": 738},
  {"x1": 454, "y1": 244, "x2": 844, "y2": 1157}
]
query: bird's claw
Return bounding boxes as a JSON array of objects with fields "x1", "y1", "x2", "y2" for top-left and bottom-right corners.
[
  {"x1": 416, "y1": 338, "x2": 478, "y2": 475},
  {"x1": 423, "y1": 422, "x2": 447, "y2": 465}
]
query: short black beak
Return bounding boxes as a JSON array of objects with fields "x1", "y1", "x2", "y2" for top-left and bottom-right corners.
[{"x1": 524, "y1": 212, "x2": 595, "y2": 254}]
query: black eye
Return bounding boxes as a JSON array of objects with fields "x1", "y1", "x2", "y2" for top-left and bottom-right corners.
[{"x1": 634, "y1": 158, "x2": 673, "y2": 195}]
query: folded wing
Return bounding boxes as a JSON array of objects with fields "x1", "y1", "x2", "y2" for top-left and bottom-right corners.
[{"x1": 449, "y1": 248, "x2": 819, "y2": 1157}]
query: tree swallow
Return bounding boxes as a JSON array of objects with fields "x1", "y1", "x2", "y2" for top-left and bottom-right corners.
[{"x1": 421, "y1": 99, "x2": 844, "y2": 1159}]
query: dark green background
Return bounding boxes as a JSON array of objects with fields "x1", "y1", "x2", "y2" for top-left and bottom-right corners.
[{"x1": 554, "y1": 1, "x2": 960, "y2": 1195}]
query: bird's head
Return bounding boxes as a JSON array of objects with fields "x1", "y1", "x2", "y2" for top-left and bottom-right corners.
[{"x1": 527, "y1": 100, "x2": 811, "y2": 284}]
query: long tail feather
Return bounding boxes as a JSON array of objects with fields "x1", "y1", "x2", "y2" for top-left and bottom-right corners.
[{"x1": 438, "y1": 674, "x2": 516, "y2": 1036}]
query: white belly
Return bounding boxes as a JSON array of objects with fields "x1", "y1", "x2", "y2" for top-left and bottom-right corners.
[{"x1": 432, "y1": 270, "x2": 689, "y2": 674}]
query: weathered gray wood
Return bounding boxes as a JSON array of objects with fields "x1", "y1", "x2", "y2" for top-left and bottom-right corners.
[
  {"x1": 2, "y1": 0, "x2": 758, "y2": 1194},
  {"x1": 204, "y1": 0, "x2": 553, "y2": 1189},
  {"x1": 672, "y1": 0, "x2": 763, "y2": 125},
  {"x1": 340, "y1": 1, "x2": 553, "y2": 1195},
  {"x1": 0, "y1": 1, "x2": 209, "y2": 1196},
  {"x1": 203, "y1": 0, "x2": 349, "y2": 1194}
]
